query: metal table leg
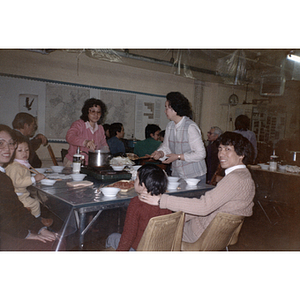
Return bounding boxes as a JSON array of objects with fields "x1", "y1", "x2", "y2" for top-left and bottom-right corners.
[
  {"x1": 79, "y1": 209, "x2": 103, "y2": 249},
  {"x1": 55, "y1": 208, "x2": 74, "y2": 251}
]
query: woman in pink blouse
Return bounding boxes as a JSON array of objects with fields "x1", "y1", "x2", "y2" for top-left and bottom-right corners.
[{"x1": 64, "y1": 98, "x2": 109, "y2": 166}]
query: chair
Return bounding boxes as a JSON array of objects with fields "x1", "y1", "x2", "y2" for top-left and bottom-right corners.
[
  {"x1": 181, "y1": 212, "x2": 244, "y2": 251},
  {"x1": 137, "y1": 211, "x2": 185, "y2": 251},
  {"x1": 47, "y1": 144, "x2": 58, "y2": 166}
]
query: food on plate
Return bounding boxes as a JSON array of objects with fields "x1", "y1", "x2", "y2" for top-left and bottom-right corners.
[
  {"x1": 286, "y1": 165, "x2": 300, "y2": 173},
  {"x1": 110, "y1": 156, "x2": 134, "y2": 166},
  {"x1": 108, "y1": 180, "x2": 135, "y2": 191}
]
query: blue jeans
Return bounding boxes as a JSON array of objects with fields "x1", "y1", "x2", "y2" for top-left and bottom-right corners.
[{"x1": 105, "y1": 233, "x2": 135, "y2": 251}]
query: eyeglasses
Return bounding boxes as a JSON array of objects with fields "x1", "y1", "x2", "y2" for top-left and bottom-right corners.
[
  {"x1": 0, "y1": 140, "x2": 17, "y2": 150},
  {"x1": 89, "y1": 109, "x2": 101, "y2": 115}
]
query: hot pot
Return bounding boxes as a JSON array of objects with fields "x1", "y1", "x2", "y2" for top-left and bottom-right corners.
[{"x1": 85, "y1": 150, "x2": 112, "y2": 168}]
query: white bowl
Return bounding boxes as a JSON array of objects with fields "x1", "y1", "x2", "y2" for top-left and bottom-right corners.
[
  {"x1": 40, "y1": 179, "x2": 56, "y2": 186},
  {"x1": 167, "y1": 182, "x2": 180, "y2": 190},
  {"x1": 278, "y1": 165, "x2": 287, "y2": 171},
  {"x1": 100, "y1": 187, "x2": 121, "y2": 197},
  {"x1": 71, "y1": 173, "x2": 87, "y2": 181},
  {"x1": 258, "y1": 163, "x2": 269, "y2": 170},
  {"x1": 50, "y1": 166, "x2": 65, "y2": 173},
  {"x1": 111, "y1": 165, "x2": 125, "y2": 171},
  {"x1": 35, "y1": 168, "x2": 47, "y2": 174},
  {"x1": 132, "y1": 165, "x2": 142, "y2": 171},
  {"x1": 184, "y1": 178, "x2": 200, "y2": 186},
  {"x1": 168, "y1": 176, "x2": 180, "y2": 182}
]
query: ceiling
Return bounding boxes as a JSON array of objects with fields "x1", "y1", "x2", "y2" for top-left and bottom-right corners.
[
  {"x1": 84, "y1": 48, "x2": 298, "y2": 85},
  {"x1": 29, "y1": 48, "x2": 298, "y2": 86}
]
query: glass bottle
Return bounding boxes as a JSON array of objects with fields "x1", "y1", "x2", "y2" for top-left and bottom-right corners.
[{"x1": 73, "y1": 147, "x2": 82, "y2": 173}]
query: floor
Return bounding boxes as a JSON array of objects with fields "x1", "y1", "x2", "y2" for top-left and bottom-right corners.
[{"x1": 49, "y1": 195, "x2": 300, "y2": 251}]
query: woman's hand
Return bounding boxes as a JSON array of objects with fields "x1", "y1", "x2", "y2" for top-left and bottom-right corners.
[
  {"x1": 163, "y1": 153, "x2": 183, "y2": 164},
  {"x1": 26, "y1": 228, "x2": 58, "y2": 243},
  {"x1": 84, "y1": 140, "x2": 96, "y2": 151},
  {"x1": 150, "y1": 150, "x2": 164, "y2": 160},
  {"x1": 139, "y1": 190, "x2": 161, "y2": 206}
]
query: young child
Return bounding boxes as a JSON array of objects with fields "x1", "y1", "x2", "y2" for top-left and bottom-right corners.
[
  {"x1": 105, "y1": 164, "x2": 172, "y2": 251},
  {"x1": 5, "y1": 135, "x2": 53, "y2": 227}
]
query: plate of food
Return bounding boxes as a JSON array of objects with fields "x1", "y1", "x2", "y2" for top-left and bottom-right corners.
[
  {"x1": 110, "y1": 156, "x2": 134, "y2": 166},
  {"x1": 108, "y1": 180, "x2": 135, "y2": 192}
]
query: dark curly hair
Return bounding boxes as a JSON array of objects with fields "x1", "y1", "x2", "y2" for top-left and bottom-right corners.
[
  {"x1": 216, "y1": 131, "x2": 254, "y2": 165},
  {"x1": 166, "y1": 92, "x2": 193, "y2": 119},
  {"x1": 137, "y1": 164, "x2": 168, "y2": 196},
  {"x1": 80, "y1": 98, "x2": 107, "y2": 124}
]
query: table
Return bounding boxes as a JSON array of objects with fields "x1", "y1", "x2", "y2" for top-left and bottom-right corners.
[
  {"x1": 249, "y1": 167, "x2": 300, "y2": 223},
  {"x1": 250, "y1": 167, "x2": 300, "y2": 203},
  {"x1": 29, "y1": 176, "x2": 214, "y2": 250}
]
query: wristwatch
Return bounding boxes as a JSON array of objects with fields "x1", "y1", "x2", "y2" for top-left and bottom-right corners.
[{"x1": 178, "y1": 155, "x2": 181, "y2": 160}]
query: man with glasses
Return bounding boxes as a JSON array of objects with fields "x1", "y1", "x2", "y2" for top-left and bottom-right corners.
[
  {"x1": 206, "y1": 126, "x2": 223, "y2": 184},
  {"x1": 12, "y1": 112, "x2": 48, "y2": 168}
]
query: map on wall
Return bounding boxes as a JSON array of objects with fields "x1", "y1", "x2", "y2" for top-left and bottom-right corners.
[
  {"x1": 45, "y1": 84, "x2": 90, "y2": 139},
  {"x1": 44, "y1": 82, "x2": 167, "y2": 141},
  {"x1": 100, "y1": 90, "x2": 136, "y2": 139}
]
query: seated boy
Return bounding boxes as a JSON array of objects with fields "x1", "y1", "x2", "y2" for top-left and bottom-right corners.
[
  {"x1": 105, "y1": 164, "x2": 172, "y2": 251},
  {"x1": 134, "y1": 124, "x2": 161, "y2": 157}
]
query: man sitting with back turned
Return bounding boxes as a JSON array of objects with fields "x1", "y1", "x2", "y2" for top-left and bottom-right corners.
[
  {"x1": 12, "y1": 112, "x2": 48, "y2": 168},
  {"x1": 134, "y1": 124, "x2": 161, "y2": 157}
]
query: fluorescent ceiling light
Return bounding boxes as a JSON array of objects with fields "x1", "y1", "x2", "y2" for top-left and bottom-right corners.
[{"x1": 287, "y1": 54, "x2": 300, "y2": 63}]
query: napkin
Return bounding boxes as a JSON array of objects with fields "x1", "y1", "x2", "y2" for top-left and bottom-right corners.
[{"x1": 67, "y1": 181, "x2": 93, "y2": 187}]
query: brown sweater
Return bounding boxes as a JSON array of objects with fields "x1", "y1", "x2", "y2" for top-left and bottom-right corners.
[
  {"x1": 117, "y1": 196, "x2": 172, "y2": 251},
  {"x1": 160, "y1": 167, "x2": 255, "y2": 243}
]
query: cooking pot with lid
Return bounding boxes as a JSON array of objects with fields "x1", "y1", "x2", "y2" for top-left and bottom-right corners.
[{"x1": 85, "y1": 150, "x2": 112, "y2": 168}]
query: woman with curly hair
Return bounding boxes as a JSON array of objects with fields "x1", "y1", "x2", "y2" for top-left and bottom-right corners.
[
  {"x1": 64, "y1": 98, "x2": 109, "y2": 166},
  {"x1": 151, "y1": 91, "x2": 207, "y2": 180}
]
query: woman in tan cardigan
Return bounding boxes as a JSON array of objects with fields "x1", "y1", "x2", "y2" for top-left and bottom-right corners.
[{"x1": 141, "y1": 131, "x2": 255, "y2": 243}]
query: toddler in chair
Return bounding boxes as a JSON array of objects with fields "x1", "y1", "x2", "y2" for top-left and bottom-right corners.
[{"x1": 6, "y1": 135, "x2": 53, "y2": 227}]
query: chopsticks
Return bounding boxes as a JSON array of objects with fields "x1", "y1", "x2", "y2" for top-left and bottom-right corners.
[
  {"x1": 19, "y1": 164, "x2": 62, "y2": 181},
  {"x1": 29, "y1": 166, "x2": 40, "y2": 175},
  {"x1": 28, "y1": 167, "x2": 50, "y2": 180}
]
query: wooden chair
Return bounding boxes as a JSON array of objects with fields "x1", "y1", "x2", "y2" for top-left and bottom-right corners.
[
  {"x1": 137, "y1": 211, "x2": 185, "y2": 251},
  {"x1": 47, "y1": 144, "x2": 58, "y2": 166},
  {"x1": 210, "y1": 163, "x2": 225, "y2": 186},
  {"x1": 181, "y1": 212, "x2": 244, "y2": 251}
]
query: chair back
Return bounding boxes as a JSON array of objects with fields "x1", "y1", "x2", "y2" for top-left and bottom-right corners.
[
  {"x1": 137, "y1": 211, "x2": 185, "y2": 251},
  {"x1": 47, "y1": 145, "x2": 58, "y2": 166},
  {"x1": 181, "y1": 212, "x2": 244, "y2": 251}
]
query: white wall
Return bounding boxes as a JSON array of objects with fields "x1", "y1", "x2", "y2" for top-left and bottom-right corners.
[
  {"x1": 0, "y1": 50, "x2": 196, "y2": 161},
  {"x1": 2, "y1": 49, "x2": 299, "y2": 162}
]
